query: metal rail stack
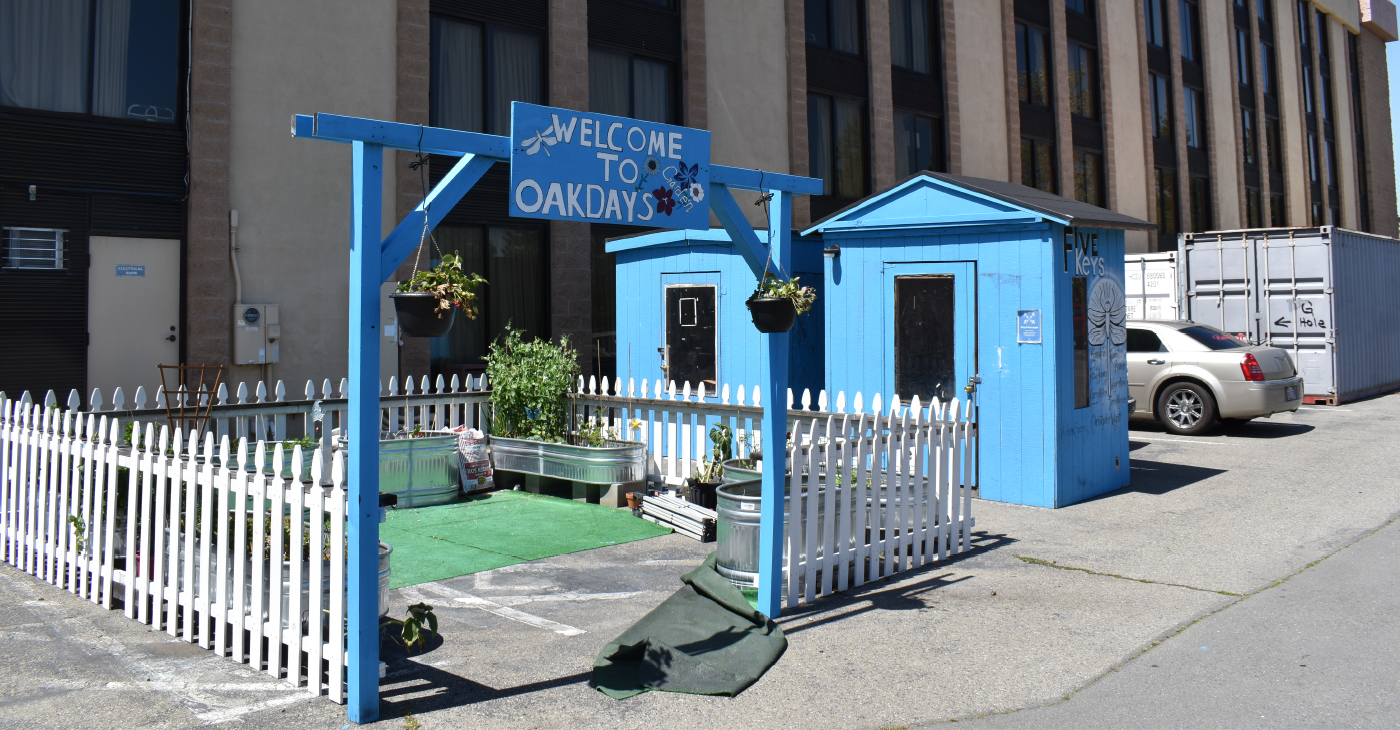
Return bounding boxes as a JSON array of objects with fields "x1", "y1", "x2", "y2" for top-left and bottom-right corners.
[{"x1": 639, "y1": 494, "x2": 717, "y2": 542}]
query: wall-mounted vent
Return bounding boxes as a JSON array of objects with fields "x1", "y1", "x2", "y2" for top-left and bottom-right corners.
[{"x1": 3, "y1": 227, "x2": 67, "y2": 270}]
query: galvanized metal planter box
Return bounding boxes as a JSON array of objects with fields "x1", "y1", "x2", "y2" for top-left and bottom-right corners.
[
  {"x1": 490, "y1": 435, "x2": 646, "y2": 507},
  {"x1": 366, "y1": 434, "x2": 461, "y2": 509}
]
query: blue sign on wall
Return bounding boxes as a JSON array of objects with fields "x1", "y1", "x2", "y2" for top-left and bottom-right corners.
[
  {"x1": 1017, "y1": 309, "x2": 1041, "y2": 343},
  {"x1": 509, "y1": 102, "x2": 710, "y2": 229},
  {"x1": 115, "y1": 264, "x2": 145, "y2": 277}
]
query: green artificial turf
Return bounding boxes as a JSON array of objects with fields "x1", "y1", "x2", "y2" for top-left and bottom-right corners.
[{"x1": 380, "y1": 490, "x2": 670, "y2": 589}]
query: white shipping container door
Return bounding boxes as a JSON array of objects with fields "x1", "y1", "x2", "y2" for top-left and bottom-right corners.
[
  {"x1": 1124, "y1": 253, "x2": 1179, "y2": 320},
  {"x1": 1180, "y1": 236, "x2": 1258, "y2": 341}
]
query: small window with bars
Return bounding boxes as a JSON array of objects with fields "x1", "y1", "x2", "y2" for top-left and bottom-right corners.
[{"x1": 4, "y1": 228, "x2": 67, "y2": 270}]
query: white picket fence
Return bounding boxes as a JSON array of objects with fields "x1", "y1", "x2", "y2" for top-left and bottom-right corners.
[
  {"x1": 0, "y1": 396, "x2": 352, "y2": 701},
  {"x1": 0, "y1": 373, "x2": 977, "y2": 700}
]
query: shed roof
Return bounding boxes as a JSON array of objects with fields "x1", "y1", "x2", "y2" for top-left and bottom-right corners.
[
  {"x1": 604, "y1": 227, "x2": 817, "y2": 254},
  {"x1": 803, "y1": 172, "x2": 1154, "y2": 235}
]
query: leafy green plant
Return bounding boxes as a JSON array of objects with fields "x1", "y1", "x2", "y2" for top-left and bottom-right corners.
[
  {"x1": 67, "y1": 515, "x2": 86, "y2": 553},
  {"x1": 577, "y1": 412, "x2": 609, "y2": 448},
  {"x1": 395, "y1": 253, "x2": 486, "y2": 316},
  {"x1": 752, "y1": 273, "x2": 817, "y2": 315},
  {"x1": 693, "y1": 423, "x2": 734, "y2": 483},
  {"x1": 484, "y1": 327, "x2": 580, "y2": 443},
  {"x1": 382, "y1": 602, "x2": 439, "y2": 654}
]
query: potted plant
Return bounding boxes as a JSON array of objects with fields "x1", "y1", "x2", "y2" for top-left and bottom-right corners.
[
  {"x1": 685, "y1": 424, "x2": 733, "y2": 510},
  {"x1": 746, "y1": 273, "x2": 817, "y2": 333},
  {"x1": 391, "y1": 253, "x2": 485, "y2": 338},
  {"x1": 484, "y1": 327, "x2": 647, "y2": 505}
]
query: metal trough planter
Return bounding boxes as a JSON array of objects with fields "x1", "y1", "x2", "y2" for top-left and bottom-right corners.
[
  {"x1": 343, "y1": 434, "x2": 461, "y2": 508},
  {"x1": 490, "y1": 435, "x2": 646, "y2": 506}
]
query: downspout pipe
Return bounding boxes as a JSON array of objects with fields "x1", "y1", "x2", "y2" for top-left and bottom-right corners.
[{"x1": 230, "y1": 209, "x2": 243, "y2": 305}]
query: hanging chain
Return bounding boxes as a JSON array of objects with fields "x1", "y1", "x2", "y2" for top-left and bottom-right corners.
[
  {"x1": 753, "y1": 191, "x2": 790, "y2": 285},
  {"x1": 408, "y1": 124, "x2": 446, "y2": 279}
]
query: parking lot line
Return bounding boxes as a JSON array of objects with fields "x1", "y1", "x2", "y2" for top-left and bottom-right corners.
[
  {"x1": 1296, "y1": 406, "x2": 1354, "y2": 412},
  {"x1": 1132, "y1": 437, "x2": 1240, "y2": 446}
]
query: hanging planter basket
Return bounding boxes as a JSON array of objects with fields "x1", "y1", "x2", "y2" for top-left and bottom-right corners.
[
  {"x1": 746, "y1": 296, "x2": 797, "y2": 333},
  {"x1": 392, "y1": 292, "x2": 456, "y2": 338}
]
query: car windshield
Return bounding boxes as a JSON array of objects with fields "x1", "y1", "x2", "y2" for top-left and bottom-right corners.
[{"x1": 1178, "y1": 325, "x2": 1245, "y2": 350}]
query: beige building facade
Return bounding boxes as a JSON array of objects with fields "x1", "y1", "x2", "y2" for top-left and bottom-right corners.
[{"x1": 2, "y1": 0, "x2": 1394, "y2": 398}]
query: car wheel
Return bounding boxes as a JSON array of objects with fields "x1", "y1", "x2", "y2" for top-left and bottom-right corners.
[{"x1": 1157, "y1": 382, "x2": 1216, "y2": 436}]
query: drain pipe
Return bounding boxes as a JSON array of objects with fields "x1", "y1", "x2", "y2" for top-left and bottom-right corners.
[{"x1": 230, "y1": 209, "x2": 244, "y2": 304}]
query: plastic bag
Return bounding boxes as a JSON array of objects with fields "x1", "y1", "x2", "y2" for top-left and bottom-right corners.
[{"x1": 453, "y1": 426, "x2": 493, "y2": 492}]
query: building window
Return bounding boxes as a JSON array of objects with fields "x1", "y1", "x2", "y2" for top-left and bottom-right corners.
[
  {"x1": 1303, "y1": 71, "x2": 1313, "y2": 114},
  {"x1": 0, "y1": 0, "x2": 181, "y2": 122},
  {"x1": 1073, "y1": 150, "x2": 1103, "y2": 206},
  {"x1": 1067, "y1": 43, "x2": 1098, "y2": 119},
  {"x1": 808, "y1": 93, "x2": 867, "y2": 198},
  {"x1": 1067, "y1": 0, "x2": 1088, "y2": 14},
  {"x1": 1073, "y1": 276, "x2": 1089, "y2": 409},
  {"x1": 1236, "y1": 28, "x2": 1252, "y2": 87},
  {"x1": 1260, "y1": 42, "x2": 1275, "y2": 96},
  {"x1": 894, "y1": 111, "x2": 942, "y2": 178},
  {"x1": 589, "y1": 49, "x2": 673, "y2": 123},
  {"x1": 1324, "y1": 138, "x2": 1337, "y2": 186},
  {"x1": 1297, "y1": 1, "x2": 1310, "y2": 51},
  {"x1": 1270, "y1": 194, "x2": 1286, "y2": 227},
  {"x1": 806, "y1": 0, "x2": 862, "y2": 55},
  {"x1": 431, "y1": 18, "x2": 542, "y2": 135},
  {"x1": 1188, "y1": 177, "x2": 1212, "y2": 232},
  {"x1": 1155, "y1": 167, "x2": 1178, "y2": 238},
  {"x1": 1016, "y1": 23, "x2": 1051, "y2": 107},
  {"x1": 1184, "y1": 87, "x2": 1206, "y2": 148},
  {"x1": 1319, "y1": 73, "x2": 1332, "y2": 123},
  {"x1": 1150, "y1": 73, "x2": 1172, "y2": 139},
  {"x1": 1021, "y1": 137, "x2": 1056, "y2": 193},
  {"x1": 890, "y1": 0, "x2": 932, "y2": 73},
  {"x1": 1308, "y1": 133, "x2": 1319, "y2": 181},
  {"x1": 429, "y1": 226, "x2": 547, "y2": 367},
  {"x1": 1246, "y1": 188, "x2": 1261, "y2": 227},
  {"x1": 1241, "y1": 108, "x2": 1257, "y2": 165},
  {"x1": 3, "y1": 228, "x2": 66, "y2": 270},
  {"x1": 1145, "y1": 0, "x2": 1168, "y2": 48},
  {"x1": 1311, "y1": 201, "x2": 1323, "y2": 225},
  {"x1": 1265, "y1": 117, "x2": 1282, "y2": 171},
  {"x1": 1179, "y1": 0, "x2": 1201, "y2": 62}
]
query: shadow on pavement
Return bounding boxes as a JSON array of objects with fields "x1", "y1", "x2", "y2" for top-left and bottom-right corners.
[
  {"x1": 773, "y1": 530, "x2": 1015, "y2": 634},
  {"x1": 378, "y1": 664, "x2": 595, "y2": 717},
  {"x1": 1088, "y1": 458, "x2": 1225, "y2": 501},
  {"x1": 1129, "y1": 421, "x2": 1315, "y2": 439}
]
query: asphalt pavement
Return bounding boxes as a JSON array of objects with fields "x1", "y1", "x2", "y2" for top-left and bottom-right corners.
[{"x1": 944, "y1": 514, "x2": 1400, "y2": 729}]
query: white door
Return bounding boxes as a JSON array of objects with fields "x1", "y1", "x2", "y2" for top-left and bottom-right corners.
[{"x1": 87, "y1": 237, "x2": 181, "y2": 398}]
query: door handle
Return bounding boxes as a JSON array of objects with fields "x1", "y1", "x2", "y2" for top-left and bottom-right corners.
[
  {"x1": 1147, "y1": 359, "x2": 1165, "y2": 365},
  {"x1": 166, "y1": 334, "x2": 177, "y2": 342}
]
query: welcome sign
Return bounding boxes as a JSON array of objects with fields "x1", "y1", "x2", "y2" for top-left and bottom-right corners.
[{"x1": 508, "y1": 101, "x2": 711, "y2": 228}]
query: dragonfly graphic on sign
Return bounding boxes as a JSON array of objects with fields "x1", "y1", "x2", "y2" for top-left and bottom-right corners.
[{"x1": 1017, "y1": 309, "x2": 1042, "y2": 344}]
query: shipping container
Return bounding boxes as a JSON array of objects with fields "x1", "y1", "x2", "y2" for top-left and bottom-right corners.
[
  {"x1": 1179, "y1": 227, "x2": 1400, "y2": 405},
  {"x1": 1124, "y1": 252, "x2": 1180, "y2": 320}
]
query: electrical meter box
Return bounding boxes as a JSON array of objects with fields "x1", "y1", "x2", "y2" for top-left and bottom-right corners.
[{"x1": 232, "y1": 304, "x2": 280, "y2": 364}]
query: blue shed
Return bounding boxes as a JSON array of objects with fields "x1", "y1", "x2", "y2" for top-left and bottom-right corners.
[
  {"x1": 606, "y1": 228, "x2": 826, "y2": 398},
  {"x1": 807, "y1": 173, "x2": 1153, "y2": 508}
]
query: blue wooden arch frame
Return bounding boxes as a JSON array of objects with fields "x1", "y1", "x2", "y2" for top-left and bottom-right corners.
[{"x1": 292, "y1": 112, "x2": 820, "y2": 722}]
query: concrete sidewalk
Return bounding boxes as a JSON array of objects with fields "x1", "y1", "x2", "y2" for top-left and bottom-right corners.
[{"x1": 1, "y1": 393, "x2": 1396, "y2": 729}]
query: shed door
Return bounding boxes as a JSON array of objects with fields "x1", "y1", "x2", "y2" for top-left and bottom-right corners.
[
  {"x1": 883, "y1": 262, "x2": 976, "y2": 407},
  {"x1": 665, "y1": 285, "x2": 717, "y2": 389}
]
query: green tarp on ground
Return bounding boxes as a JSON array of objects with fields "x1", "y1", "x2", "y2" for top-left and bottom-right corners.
[
  {"x1": 593, "y1": 553, "x2": 788, "y2": 699},
  {"x1": 381, "y1": 490, "x2": 671, "y2": 588}
]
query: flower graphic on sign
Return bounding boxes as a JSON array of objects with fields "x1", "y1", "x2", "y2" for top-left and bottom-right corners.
[
  {"x1": 642, "y1": 156, "x2": 662, "y2": 175},
  {"x1": 672, "y1": 161, "x2": 699, "y2": 188},
  {"x1": 689, "y1": 183, "x2": 705, "y2": 202},
  {"x1": 1087, "y1": 278, "x2": 1127, "y2": 346},
  {"x1": 653, "y1": 187, "x2": 676, "y2": 216},
  {"x1": 520, "y1": 127, "x2": 557, "y2": 156}
]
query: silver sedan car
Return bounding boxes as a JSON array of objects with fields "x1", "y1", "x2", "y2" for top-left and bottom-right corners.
[{"x1": 1127, "y1": 320, "x2": 1304, "y2": 435}]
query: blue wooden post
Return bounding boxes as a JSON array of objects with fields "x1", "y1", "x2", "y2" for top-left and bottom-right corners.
[
  {"x1": 347, "y1": 140, "x2": 383, "y2": 723},
  {"x1": 757, "y1": 190, "x2": 793, "y2": 619}
]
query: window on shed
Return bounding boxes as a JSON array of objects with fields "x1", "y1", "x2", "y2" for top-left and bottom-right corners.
[
  {"x1": 895, "y1": 275, "x2": 955, "y2": 403},
  {"x1": 665, "y1": 285, "x2": 717, "y2": 389},
  {"x1": 3, "y1": 228, "x2": 66, "y2": 270},
  {"x1": 1073, "y1": 277, "x2": 1089, "y2": 408}
]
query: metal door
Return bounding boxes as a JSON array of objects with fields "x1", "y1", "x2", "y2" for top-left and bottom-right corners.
[
  {"x1": 882, "y1": 262, "x2": 976, "y2": 406},
  {"x1": 664, "y1": 284, "x2": 718, "y2": 390},
  {"x1": 1181, "y1": 236, "x2": 1257, "y2": 341},
  {"x1": 87, "y1": 237, "x2": 180, "y2": 397}
]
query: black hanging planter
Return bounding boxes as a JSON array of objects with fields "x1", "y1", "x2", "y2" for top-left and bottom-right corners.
[
  {"x1": 746, "y1": 296, "x2": 797, "y2": 333},
  {"x1": 392, "y1": 292, "x2": 456, "y2": 337}
]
